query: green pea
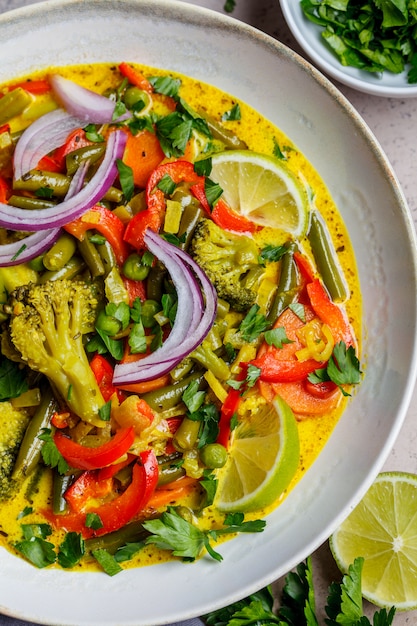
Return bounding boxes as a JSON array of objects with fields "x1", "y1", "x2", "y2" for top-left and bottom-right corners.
[
  {"x1": 199, "y1": 443, "x2": 228, "y2": 469},
  {"x1": 141, "y1": 299, "x2": 161, "y2": 328},
  {"x1": 96, "y1": 309, "x2": 122, "y2": 336},
  {"x1": 123, "y1": 253, "x2": 151, "y2": 281}
]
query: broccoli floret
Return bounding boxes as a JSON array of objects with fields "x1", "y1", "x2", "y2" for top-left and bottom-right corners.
[
  {"x1": 189, "y1": 218, "x2": 262, "y2": 312},
  {"x1": 0, "y1": 401, "x2": 30, "y2": 500},
  {"x1": 6, "y1": 279, "x2": 105, "y2": 427}
]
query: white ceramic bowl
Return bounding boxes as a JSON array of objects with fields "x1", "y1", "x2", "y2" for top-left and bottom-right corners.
[
  {"x1": 280, "y1": 0, "x2": 417, "y2": 98},
  {"x1": 0, "y1": 1, "x2": 417, "y2": 625}
]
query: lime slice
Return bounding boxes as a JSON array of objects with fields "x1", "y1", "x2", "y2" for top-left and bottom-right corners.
[
  {"x1": 330, "y1": 472, "x2": 417, "y2": 611},
  {"x1": 215, "y1": 394, "x2": 300, "y2": 512},
  {"x1": 210, "y1": 151, "x2": 309, "y2": 237}
]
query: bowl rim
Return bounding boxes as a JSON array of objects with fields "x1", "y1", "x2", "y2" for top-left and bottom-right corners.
[
  {"x1": 0, "y1": 1, "x2": 417, "y2": 625},
  {"x1": 279, "y1": 0, "x2": 417, "y2": 98}
]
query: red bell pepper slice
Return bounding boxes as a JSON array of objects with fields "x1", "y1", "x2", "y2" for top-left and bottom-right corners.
[
  {"x1": 48, "y1": 450, "x2": 159, "y2": 537},
  {"x1": 0, "y1": 175, "x2": 11, "y2": 203},
  {"x1": 124, "y1": 160, "x2": 204, "y2": 249},
  {"x1": 122, "y1": 276, "x2": 147, "y2": 306},
  {"x1": 306, "y1": 279, "x2": 354, "y2": 346},
  {"x1": 90, "y1": 354, "x2": 124, "y2": 402},
  {"x1": 9, "y1": 78, "x2": 51, "y2": 95},
  {"x1": 64, "y1": 470, "x2": 114, "y2": 513},
  {"x1": 191, "y1": 181, "x2": 257, "y2": 233},
  {"x1": 251, "y1": 306, "x2": 321, "y2": 383},
  {"x1": 54, "y1": 426, "x2": 135, "y2": 470},
  {"x1": 259, "y1": 379, "x2": 341, "y2": 417},
  {"x1": 217, "y1": 387, "x2": 241, "y2": 448},
  {"x1": 53, "y1": 128, "x2": 94, "y2": 171},
  {"x1": 64, "y1": 204, "x2": 130, "y2": 266},
  {"x1": 119, "y1": 62, "x2": 153, "y2": 94}
]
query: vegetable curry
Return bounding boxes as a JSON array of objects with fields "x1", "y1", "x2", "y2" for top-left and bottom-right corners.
[{"x1": 0, "y1": 62, "x2": 361, "y2": 574}]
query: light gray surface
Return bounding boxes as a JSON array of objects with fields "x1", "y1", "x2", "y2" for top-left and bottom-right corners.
[{"x1": 0, "y1": 0, "x2": 416, "y2": 624}]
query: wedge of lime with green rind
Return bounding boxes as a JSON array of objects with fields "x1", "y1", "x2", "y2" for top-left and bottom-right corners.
[
  {"x1": 215, "y1": 395, "x2": 300, "y2": 513},
  {"x1": 210, "y1": 150, "x2": 309, "y2": 238},
  {"x1": 330, "y1": 471, "x2": 417, "y2": 611}
]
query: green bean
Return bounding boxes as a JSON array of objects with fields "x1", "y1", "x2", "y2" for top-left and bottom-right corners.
[
  {"x1": 169, "y1": 358, "x2": 194, "y2": 382},
  {"x1": 103, "y1": 186, "x2": 123, "y2": 203},
  {"x1": 141, "y1": 372, "x2": 206, "y2": 412},
  {"x1": 0, "y1": 88, "x2": 32, "y2": 125},
  {"x1": 7, "y1": 195, "x2": 56, "y2": 210},
  {"x1": 28, "y1": 254, "x2": 46, "y2": 272},
  {"x1": 198, "y1": 109, "x2": 248, "y2": 149},
  {"x1": 191, "y1": 341, "x2": 230, "y2": 380},
  {"x1": 177, "y1": 201, "x2": 204, "y2": 250},
  {"x1": 96, "y1": 239, "x2": 117, "y2": 276},
  {"x1": 173, "y1": 417, "x2": 200, "y2": 452},
  {"x1": 38, "y1": 256, "x2": 86, "y2": 283},
  {"x1": 13, "y1": 170, "x2": 71, "y2": 196},
  {"x1": 157, "y1": 461, "x2": 186, "y2": 486},
  {"x1": 85, "y1": 520, "x2": 150, "y2": 555},
  {"x1": 12, "y1": 385, "x2": 58, "y2": 479},
  {"x1": 146, "y1": 261, "x2": 166, "y2": 302},
  {"x1": 42, "y1": 233, "x2": 77, "y2": 271},
  {"x1": 267, "y1": 242, "x2": 300, "y2": 323},
  {"x1": 52, "y1": 471, "x2": 73, "y2": 515},
  {"x1": 65, "y1": 144, "x2": 106, "y2": 176},
  {"x1": 308, "y1": 210, "x2": 347, "y2": 302},
  {"x1": 77, "y1": 236, "x2": 105, "y2": 278}
]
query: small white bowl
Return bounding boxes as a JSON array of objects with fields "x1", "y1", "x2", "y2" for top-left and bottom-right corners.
[{"x1": 280, "y1": 0, "x2": 417, "y2": 98}]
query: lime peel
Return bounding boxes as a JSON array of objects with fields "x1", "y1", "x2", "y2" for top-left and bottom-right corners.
[
  {"x1": 330, "y1": 471, "x2": 417, "y2": 611},
  {"x1": 210, "y1": 150, "x2": 309, "y2": 237},
  {"x1": 215, "y1": 394, "x2": 300, "y2": 513}
]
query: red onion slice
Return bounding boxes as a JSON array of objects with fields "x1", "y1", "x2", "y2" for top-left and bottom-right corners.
[
  {"x1": 0, "y1": 130, "x2": 127, "y2": 231},
  {"x1": 113, "y1": 230, "x2": 217, "y2": 384},
  {"x1": 13, "y1": 109, "x2": 85, "y2": 180},
  {"x1": 50, "y1": 74, "x2": 132, "y2": 124},
  {"x1": 0, "y1": 229, "x2": 61, "y2": 267}
]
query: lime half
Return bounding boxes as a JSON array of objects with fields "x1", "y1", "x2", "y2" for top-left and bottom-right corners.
[
  {"x1": 210, "y1": 150, "x2": 309, "y2": 237},
  {"x1": 330, "y1": 471, "x2": 417, "y2": 611},
  {"x1": 215, "y1": 395, "x2": 300, "y2": 512}
]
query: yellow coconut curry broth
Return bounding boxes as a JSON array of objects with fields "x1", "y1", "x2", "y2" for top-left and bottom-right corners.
[{"x1": 0, "y1": 63, "x2": 361, "y2": 573}]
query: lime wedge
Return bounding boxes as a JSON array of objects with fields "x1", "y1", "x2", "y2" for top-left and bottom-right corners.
[
  {"x1": 215, "y1": 394, "x2": 300, "y2": 512},
  {"x1": 330, "y1": 471, "x2": 417, "y2": 611},
  {"x1": 210, "y1": 150, "x2": 309, "y2": 237}
]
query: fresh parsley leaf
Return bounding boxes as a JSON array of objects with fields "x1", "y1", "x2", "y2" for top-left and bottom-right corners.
[
  {"x1": 114, "y1": 541, "x2": 145, "y2": 563},
  {"x1": 188, "y1": 403, "x2": 219, "y2": 448},
  {"x1": 17, "y1": 506, "x2": 33, "y2": 519},
  {"x1": 57, "y1": 532, "x2": 85, "y2": 568},
  {"x1": 200, "y1": 471, "x2": 218, "y2": 508},
  {"x1": 35, "y1": 186, "x2": 54, "y2": 199},
  {"x1": 259, "y1": 243, "x2": 287, "y2": 263},
  {"x1": 239, "y1": 304, "x2": 270, "y2": 342},
  {"x1": 194, "y1": 157, "x2": 212, "y2": 177},
  {"x1": 273, "y1": 138, "x2": 287, "y2": 160},
  {"x1": 95, "y1": 328, "x2": 124, "y2": 360},
  {"x1": 98, "y1": 400, "x2": 112, "y2": 422},
  {"x1": 205, "y1": 178, "x2": 223, "y2": 209},
  {"x1": 182, "y1": 379, "x2": 206, "y2": 413},
  {"x1": 161, "y1": 292, "x2": 178, "y2": 326},
  {"x1": 223, "y1": 0, "x2": 236, "y2": 13},
  {"x1": 116, "y1": 158, "x2": 134, "y2": 201},
  {"x1": 128, "y1": 320, "x2": 147, "y2": 354},
  {"x1": 21, "y1": 523, "x2": 52, "y2": 540},
  {"x1": 264, "y1": 327, "x2": 293, "y2": 349},
  {"x1": 92, "y1": 548, "x2": 123, "y2": 576},
  {"x1": 149, "y1": 75, "x2": 181, "y2": 98},
  {"x1": 222, "y1": 103, "x2": 241, "y2": 121},
  {"x1": 38, "y1": 428, "x2": 68, "y2": 475},
  {"x1": 0, "y1": 357, "x2": 28, "y2": 400},
  {"x1": 84, "y1": 124, "x2": 104, "y2": 143},
  {"x1": 157, "y1": 173, "x2": 177, "y2": 195},
  {"x1": 15, "y1": 536, "x2": 56, "y2": 569},
  {"x1": 85, "y1": 512, "x2": 104, "y2": 530}
]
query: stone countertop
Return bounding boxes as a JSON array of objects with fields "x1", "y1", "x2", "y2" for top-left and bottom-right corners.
[{"x1": 0, "y1": 0, "x2": 416, "y2": 624}]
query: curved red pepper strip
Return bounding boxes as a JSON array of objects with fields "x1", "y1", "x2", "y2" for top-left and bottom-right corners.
[
  {"x1": 54, "y1": 426, "x2": 135, "y2": 470},
  {"x1": 306, "y1": 279, "x2": 354, "y2": 346},
  {"x1": 124, "y1": 160, "x2": 204, "y2": 249},
  {"x1": 64, "y1": 204, "x2": 130, "y2": 266},
  {"x1": 47, "y1": 450, "x2": 159, "y2": 538},
  {"x1": 217, "y1": 387, "x2": 241, "y2": 449},
  {"x1": 251, "y1": 351, "x2": 320, "y2": 383},
  {"x1": 191, "y1": 182, "x2": 257, "y2": 234}
]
